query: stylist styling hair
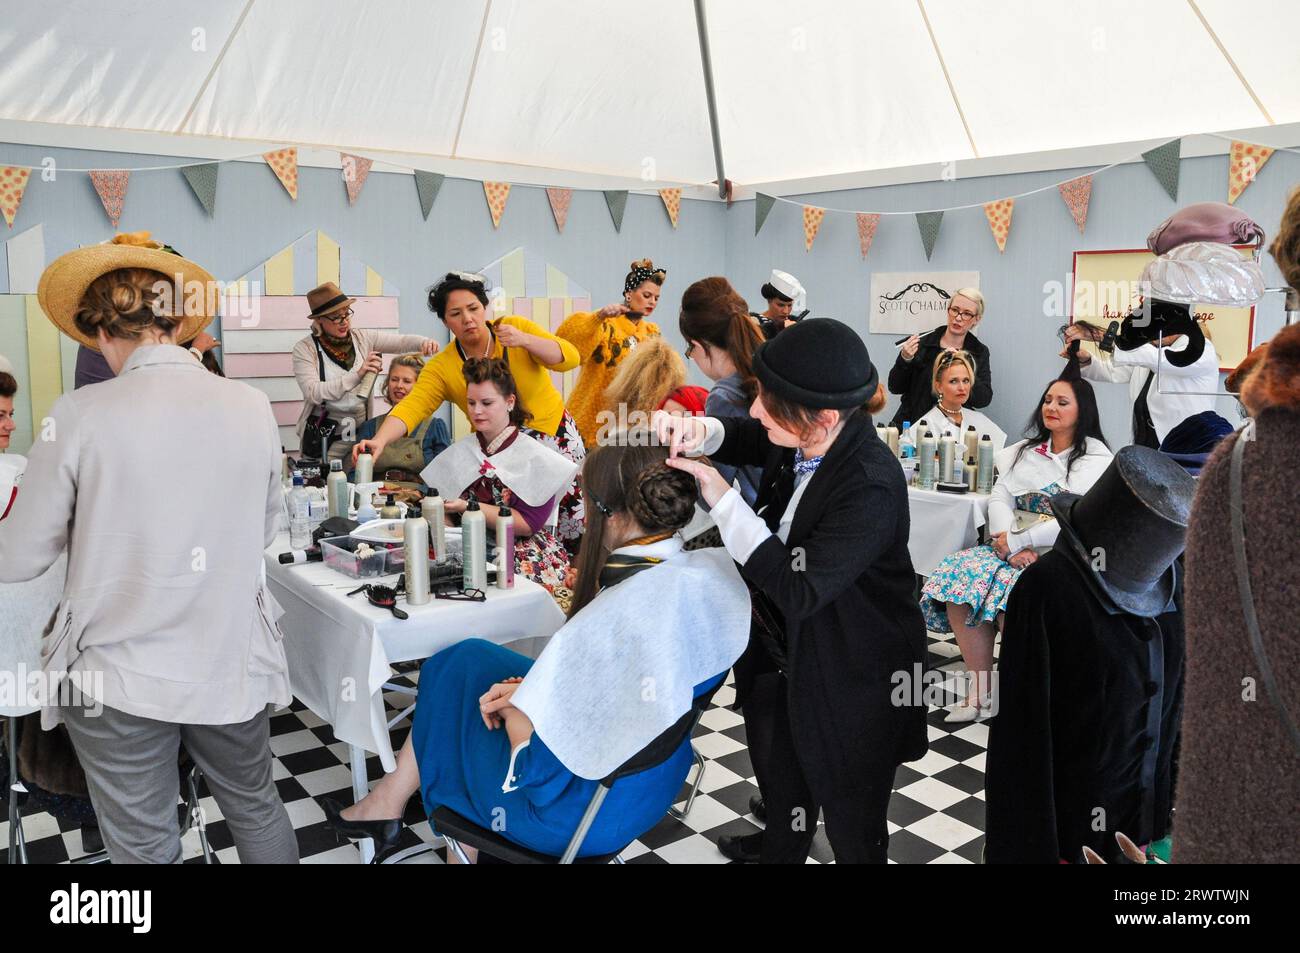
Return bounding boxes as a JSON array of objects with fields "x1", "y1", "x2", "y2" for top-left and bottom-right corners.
[
  {"x1": 888, "y1": 287, "x2": 992, "y2": 429},
  {"x1": 655, "y1": 319, "x2": 927, "y2": 864}
]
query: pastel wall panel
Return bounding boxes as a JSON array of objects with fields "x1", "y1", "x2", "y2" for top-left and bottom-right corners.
[
  {"x1": 222, "y1": 329, "x2": 306, "y2": 354},
  {"x1": 340, "y1": 253, "x2": 366, "y2": 297},
  {"x1": 0, "y1": 295, "x2": 33, "y2": 453},
  {"x1": 316, "y1": 232, "x2": 340, "y2": 289},
  {"x1": 224, "y1": 352, "x2": 294, "y2": 378},
  {"x1": 501, "y1": 249, "x2": 525, "y2": 299},
  {"x1": 0, "y1": 238, "x2": 8, "y2": 293},
  {"x1": 270, "y1": 400, "x2": 304, "y2": 427},
  {"x1": 24, "y1": 294, "x2": 63, "y2": 437},
  {"x1": 291, "y1": 233, "x2": 317, "y2": 296},
  {"x1": 243, "y1": 377, "x2": 302, "y2": 403},
  {"x1": 5, "y1": 225, "x2": 43, "y2": 294},
  {"x1": 263, "y1": 245, "x2": 294, "y2": 296},
  {"x1": 546, "y1": 264, "x2": 567, "y2": 297},
  {"x1": 221, "y1": 295, "x2": 398, "y2": 332},
  {"x1": 365, "y1": 267, "x2": 383, "y2": 297},
  {"x1": 59, "y1": 333, "x2": 79, "y2": 393},
  {"x1": 278, "y1": 425, "x2": 300, "y2": 453}
]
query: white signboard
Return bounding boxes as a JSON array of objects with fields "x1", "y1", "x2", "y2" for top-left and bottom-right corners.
[{"x1": 869, "y1": 271, "x2": 980, "y2": 336}]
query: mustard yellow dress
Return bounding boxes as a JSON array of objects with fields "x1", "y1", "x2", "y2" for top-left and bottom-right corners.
[{"x1": 555, "y1": 311, "x2": 660, "y2": 447}]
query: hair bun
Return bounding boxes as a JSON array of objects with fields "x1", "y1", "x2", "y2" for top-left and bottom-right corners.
[
  {"x1": 627, "y1": 462, "x2": 697, "y2": 531},
  {"x1": 630, "y1": 258, "x2": 654, "y2": 271}
]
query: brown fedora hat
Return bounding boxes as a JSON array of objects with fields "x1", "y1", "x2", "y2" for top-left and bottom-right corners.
[
  {"x1": 37, "y1": 232, "x2": 218, "y2": 351},
  {"x1": 307, "y1": 281, "x2": 357, "y2": 321}
]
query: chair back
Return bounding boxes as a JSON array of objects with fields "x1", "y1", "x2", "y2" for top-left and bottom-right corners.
[{"x1": 600, "y1": 675, "x2": 725, "y2": 785}]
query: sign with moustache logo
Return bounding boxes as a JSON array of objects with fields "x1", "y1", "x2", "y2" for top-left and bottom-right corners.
[{"x1": 870, "y1": 271, "x2": 980, "y2": 335}]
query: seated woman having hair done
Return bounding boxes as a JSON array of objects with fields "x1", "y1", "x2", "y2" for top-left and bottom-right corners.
[
  {"x1": 322, "y1": 439, "x2": 750, "y2": 860},
  {"x1": 899, "y1": 349, "x2": 1006, "y2": 454},
  {"x1": 351, "y1": 353, "x2": 450, "y2": 485},
  {"x1": 919, "y1": 363, "x2": 1111, "y2": 723},
  {"x1": 420, "y1": 358, "x2": 575, "y2": 593}
]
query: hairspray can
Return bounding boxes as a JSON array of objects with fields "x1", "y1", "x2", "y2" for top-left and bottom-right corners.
[
  {"x1": 461, "y1": 499, "x2": 487, "y2": 591},
  {"x1": 326, "y1": 460, "x2": 349, "y2": 518},
  {"x1": 403, "y1": 505, "x2": 431, "y2": 606},
  {"x1": 964, "y1": 425, "x2": 979, "y2": 463},
  {"x1": 977, "y1": 434, "x2": 995, "y2": 493},
  {"x1": 354, "y1": 452, "x2": 374, "y2": 485},
  {"x1": 918, "y1": 431, "x2": 936, "y2": 489},
  {"x1": 964, "y1": 457, "x2": 978, "y2": 491},
  {"x1": 495, "y1": 506, "x2": 516, "y2": 589},
  {"x1": 422, "y1": 488, "x2": 447, "y2": 561},
  {"x1": 939, "y1": 435, "x2": 956, "y2": 484}
]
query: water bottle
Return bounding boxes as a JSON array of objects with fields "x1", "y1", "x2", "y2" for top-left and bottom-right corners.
[{"x1": 288, "y1": 472, "x2": 311, "y2": 550}]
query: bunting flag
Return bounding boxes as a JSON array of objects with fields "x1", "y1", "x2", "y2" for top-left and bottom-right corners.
[
  {"x1": 263, "y1": 148, "x2": 299, "y2": 200},
  {"x1": 755, "y1": 192, "x2": 776, "y2": 235},
  {"x1": 603, "y1": 190, "x2": 628, "y2": 231},
  {"x1": 1228, "y1": 140, "x2": 1274, "y2": 205},
  {"x1": 916, "y1": 210, "x2": 943, "y2": 260},
  {"x1": 546, "y1": 187, "x2": 572, "y2": 232},
  {"x1": 983, "y1": 198, "x2": 1014, "y2": 253},
  {"x1": 856, "y1": 213, "x2": 880, "y2": 260},
  {"x1": 659, "y1": 188, "x2": 681, "y2": 228},
  {"x1": 180, "y1": 163, "x2": 218, "y2": 217},
  {"x1": 0, "y1": 166, "x2": 31, "y2": 228},
  {"x1": 1058, "y1": 175, "x2": 1092, "y2": 234},
  {"x1": 802, "y1": 205, "x2": 825, "y2": 252},
  {"x1": 89, "y1": 170, "x2": 130, "y2": 227},
  {"x1": 1142, "y1": 139, "x2": 1181, "y2": 201},
  {"x1": 414, "y1": 170, "x2": 444, "y2": 220},
  {"x1": 483, "y1": 181, "x2": 511, "y2": 228},
  {"x1": 340, "y1": 153, "x2": 373, "y2": 206}
]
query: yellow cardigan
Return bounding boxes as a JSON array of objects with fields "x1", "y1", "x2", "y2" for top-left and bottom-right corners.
[
  {"x1": 556, "y1": 311, "x2": 661, "y2": 446},
  {"x1": 388, "y1": 316, "x2": 579, "y2": 437}
]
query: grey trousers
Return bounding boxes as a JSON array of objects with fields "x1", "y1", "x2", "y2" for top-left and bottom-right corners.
[{"x1": 62, "y1": 704, "x2": 299, "y2": 864}]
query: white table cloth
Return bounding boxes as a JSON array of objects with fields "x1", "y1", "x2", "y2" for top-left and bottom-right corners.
[{"x1": 906, "y1": 487, "x2": 991, "y2": 577}]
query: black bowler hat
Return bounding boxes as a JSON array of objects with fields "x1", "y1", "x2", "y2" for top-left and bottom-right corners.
[
  {"x1": 1049, "y1": 445, "x2": 1196, "y2": 618},
  {"x1": 752, "y1": 317, "x2": 878, "y2": 409}
]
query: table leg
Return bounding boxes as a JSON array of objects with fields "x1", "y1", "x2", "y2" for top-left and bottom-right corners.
[{"x1": 350, "y1": 743, "x2": 375, "y2": 864}]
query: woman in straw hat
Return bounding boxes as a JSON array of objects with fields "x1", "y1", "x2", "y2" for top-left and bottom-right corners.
[
  {"x1": 0, "y1": 232, "x2": 300, "y2": 864},
  {"x1": 294, "y1": 280, "x2": 437, "y2": 464}
]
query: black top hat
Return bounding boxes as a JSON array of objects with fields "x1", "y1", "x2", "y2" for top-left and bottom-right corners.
[
  {"x1": 752, "y1": 317, "x2": 878, "y2": 409},
  {"x1": 1049, "y1": 445, "x2": 1196, "y2": 618},
  {"x1": 1115, "y1": 298, "x2": 1204, "y2": 368}
]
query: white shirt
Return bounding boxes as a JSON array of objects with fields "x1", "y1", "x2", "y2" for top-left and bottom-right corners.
[
  {"x1": 1079, "y1": 336, "x2": 1219, "y2": 443},
  {"x1": 900, "y1": 403, "x2": 1007, "y2": 454},
  {"x1": 988, "y1": 436, "x2": 1113, "y2": 555}
]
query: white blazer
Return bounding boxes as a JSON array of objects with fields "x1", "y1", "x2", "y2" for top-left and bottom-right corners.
[
  {"x1": 901, "y1": 404, "x2": 1007, "y2": 454},
  {"x1": 1079, "y1": 337, "x2": 1219, "y2": 443},
  {"x1": 0, "y1": 345, "x2": 291, "y2": 728}
]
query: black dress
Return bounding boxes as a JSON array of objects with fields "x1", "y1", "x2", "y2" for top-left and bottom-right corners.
[
  {"x1": 985, "y1": 546, "x2": 1184, "y2": 863},
  {"x1": 887, "y1": 327, "x2": 993, "y2": 429},
  {"x1": 711, "y1": 411, "x2": 928, "y2": 862}
]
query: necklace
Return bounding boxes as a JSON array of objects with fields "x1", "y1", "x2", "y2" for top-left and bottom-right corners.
[{"x1": 937, "y1": 402, "x2": 963, "y2": 422}]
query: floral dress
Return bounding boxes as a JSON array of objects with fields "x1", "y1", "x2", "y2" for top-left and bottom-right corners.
[
  {"x1": 919, "y1": 484, "x2": 1063, "y2": 633},
  {"x1": 465, "y1": 456, "x2": 571, "y2": 594}
]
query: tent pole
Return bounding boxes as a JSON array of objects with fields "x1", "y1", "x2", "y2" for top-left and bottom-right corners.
[{"x1": 693, "y1": 0, "x2": 728, "y2": 200}]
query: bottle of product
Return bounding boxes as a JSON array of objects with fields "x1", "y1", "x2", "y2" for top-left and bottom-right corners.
[
  {"x1": 354, "y1": 452, "x2": 374, "y2": 486},
  {"x1": 900, "y1": 422, "x2": 915, "y2": 460},
  {"x1": 403, "y1": 505, "x2": 431, "y2": 606},
  {"x1": 938, "y1": 435, "x2": 956, "y2": 484},
  {"x1": 964, "y1": 456, "x2": 978, "y2": 491},
  {"x1": 380, "y1": 493, "x2": 402, "y2": 520},
  {"x1": 964, "y1": 425, "x2": 979, "y2": 463},
  {"x1": 495, "y1": 505, "x2": 516, "y2": 590},
  {"x1": 885, "y1": 426, "x2": 900, "y2": 457},
  {"x1": 422, "y1": 488, "x2": 447, "y2": 561},
  {"x1": 918, "y1": 430, "x2": 936, "y2": 489},
  {"x1": 977, "y1": 434, "x2": 995, "y2": 493},
  {"x1": 326, "y1": 460, "x2": 349, "y2": 519},
  {"x1": 278, "y1": 545, "x2": 322, "y2": 565},
  {"x1": 355, "y1": 495, "x2": 378, "y2": 525},
  {"x1": 461, "y1": 499, "x2": 487, "y2": 591},
  {"x1": 288, "y1": 472, "x2": 311, "y2": 550},
  {"x1": 876, "y1": 422, "x2": 888, "y2": 442}
]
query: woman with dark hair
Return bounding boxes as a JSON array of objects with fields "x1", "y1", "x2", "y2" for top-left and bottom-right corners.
[
  {"x1": 753, "y1": 269, "x2": 805, "y2": 339},
  {"x1": 655, "y1": 318, "x2": 927, "y2": 864},
  {"x1": 681, "y1": 276, "x2": 766, "y2": 504},
  {"x1": 354, "y1": 271, "x2": 587, "y2": 550},
  {"x1": 919, "y1": 367, "x2": 1111, "y2": 722},
  {"x1": 322, "y1": 438, "x2": 750, "y2": 860},
  {"x1": 557, "y1": 259, "x2": 665, "y2": 447},
  {"x1": 421, "y1": 358, "x2": 574, "y2": 592}
]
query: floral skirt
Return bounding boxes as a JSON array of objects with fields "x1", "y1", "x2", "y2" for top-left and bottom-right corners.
[
  {"x1": 514, "y1": 529, "x2": 571, "y2": 593},
  {"x1": 919, "y1": 544, "x2": 1023, "y2": 634},
  {"x1": 524, "y1": 410, "x2": 586, "y2": 554}
]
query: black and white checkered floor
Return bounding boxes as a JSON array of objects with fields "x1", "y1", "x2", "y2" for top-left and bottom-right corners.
[{"x1": 2, "y1": 630, "x2": 985, "y2": 864}]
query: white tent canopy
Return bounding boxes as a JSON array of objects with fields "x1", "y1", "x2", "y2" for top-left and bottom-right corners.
[{"x1": 2, "y1": 0, "x2": 1299, "y2": 192}]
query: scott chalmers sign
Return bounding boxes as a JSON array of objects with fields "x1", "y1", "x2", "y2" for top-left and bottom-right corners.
[{"x1": 869, "y1": 271, "x2": 979, "y2": 336}]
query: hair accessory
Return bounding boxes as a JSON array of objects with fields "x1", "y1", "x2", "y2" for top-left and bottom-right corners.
[{"x1": 624, "y1": 262, "x2": 666, "y2": 293}]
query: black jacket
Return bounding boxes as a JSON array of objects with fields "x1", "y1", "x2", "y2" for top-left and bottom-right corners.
[
  {"x1": 711, "y1": 411, "x2": 929, "y2": 800},
  {"x1": 985, "y1": 547, "x2": 1184, "y2": 863},
  {"x1": 887, "y1": 327, "x2": 993, "y2": 429}
]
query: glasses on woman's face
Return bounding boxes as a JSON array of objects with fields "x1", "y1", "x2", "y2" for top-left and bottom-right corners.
[
  {"x1": 320, "y1": 309, "x2": 354, "y2": 325},
  {"x1": 948, "y1": 305, "x2": 978, "y2": 322},
  {"x1": 684, "y1": 341, "x2": 696, "y2": 358}
]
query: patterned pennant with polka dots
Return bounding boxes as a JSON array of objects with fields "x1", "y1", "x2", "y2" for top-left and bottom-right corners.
[
  {"x1": 803, "y1": 205, "x2": 825, "y2": 252},
  {"x1": 659, "y1": 188, "x2": 681, "y2": 228},
  {"x1": 0, "y1": 166, "x2": 31, "y2": 228},
  {"x1": 89, "y1": 170, "x2": 130, "y2": 227},
  {"x1": 483, "y1": 181, "x2": 511, "y2": 228},
  {"x1": 983, "y1": 198, "x2": 1014, "y2": 253},
  {"x1": 264, "y1": 148, "x2": 299, "y2": 200},
  {"x1": 1228, "y1": 141, "x2": 1273, "y2": 205}
]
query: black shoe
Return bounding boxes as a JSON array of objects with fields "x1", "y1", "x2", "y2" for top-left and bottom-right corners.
[
  {"x1": 80, "y1": 822, "x2": 104, "y2": 855},
  {"x1": 717, "y1": 831, "x2": 762, "y2": 863},
  {"x1": 321, "y1": 796, "x2": 402, "y2": 854},
  {"x1": 749, "y1": 795, "x2": 767, "y2": 825}
]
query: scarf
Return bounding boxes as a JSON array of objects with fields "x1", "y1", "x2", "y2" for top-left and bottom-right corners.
[{"x1": 315, "y1": 330, "x2": 356, "y2": 370}]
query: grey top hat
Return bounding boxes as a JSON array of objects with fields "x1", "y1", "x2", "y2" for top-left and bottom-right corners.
[{"x1": 1049, "y1": 445, "x2": 1197, "y2": 618}]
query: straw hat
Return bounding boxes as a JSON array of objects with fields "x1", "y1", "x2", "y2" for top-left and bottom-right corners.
[{"x1": 36, "y1": 232, "x2": 217, "y2": 351}]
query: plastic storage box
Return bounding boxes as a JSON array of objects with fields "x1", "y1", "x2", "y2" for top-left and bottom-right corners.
[{"x1": 319, "y1": 535, "x2": 402, "y2": 579}]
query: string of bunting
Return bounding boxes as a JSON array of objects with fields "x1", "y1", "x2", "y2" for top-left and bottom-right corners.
[{"x1": 0, "y1": 135, "x2": 1286, "y2": 247}]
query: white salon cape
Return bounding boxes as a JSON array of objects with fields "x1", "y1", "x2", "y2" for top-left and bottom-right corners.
[
  {"x1": 989, "y1": 437, "x2": 1113, "y2": 556},
  {"x1": 900, "y1": 404, "x2": 1007, "y2": 455},
  {"x1": 1079, "y1": 337, "x2": 1219, "y2": 443},
  {"x1": 420, "y1": 428, "x2": 577, "y2": 510}
]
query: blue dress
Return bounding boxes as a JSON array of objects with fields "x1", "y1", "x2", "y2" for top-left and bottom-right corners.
[{"x1": 413, "y1": 638, "x2": 724, "y2": 858}]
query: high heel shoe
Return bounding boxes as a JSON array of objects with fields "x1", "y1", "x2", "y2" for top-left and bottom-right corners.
[
  {"x1": 321, "y1": 796, "x2": 403, "y2": 854},
  {"x1": 944, "y1": 695, "x2": 994, "y2": 723}
]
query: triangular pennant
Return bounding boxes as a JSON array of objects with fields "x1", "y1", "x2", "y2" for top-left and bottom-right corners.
[
  {"x1": 1141, "y1": 139, "x2": 1181, "y2": 201},
  {"x1": 983, "y1": 198, "x2": 1015, "y2": 253},
  {"x1": 414, "y1": 170, "x2": 445, "y2": 221},
  {"x1": 0, "y1": 166, "x2": 32, "y2": 228},
  {"x1": 483, "y1": 181, "x2": 511, "y2": 228},
  {"x1": 659, "y1": 188, "x2": 681, "y2": 228},
  {"x1": 603, "y1": 190, "x2": 628, "y2": 231},
  {"x1": 1058, "y1": 175, "x2": 1092, "y2": 234},
  {"x1": 802, "y1": 205, "x2": 825, "y2": 252},
  {"x1": 340, "y1": 152, "x2": 373, "y2": 206},
  {"x1": 546, "y1": 187, "x2": 572, "y2": 233},
  {"x1": 916, "y1": 210, "x2": 944, "y2": 260},
  {"x1": 89, "y1": 170, "x2": 130, "y2": 228},
  {"x1": 180, "y1": 163, "x2": 218, "y2": 217},
  {"x1": 1228, "y1": 140, "x2": 1274, "y2": 205},
  {"x1": 263, "y1": 148, "x2": 299, "y2": 200},
  {"x1": 856, "y1": 213, "x2": 880, "y2": 260},
  {"x1": 755, "y1": 193, "x2": 776, "y2": 235}
]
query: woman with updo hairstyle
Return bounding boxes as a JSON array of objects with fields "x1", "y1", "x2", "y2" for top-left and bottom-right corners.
[
  {"x1": 323, "y1": 437, "x2": 751, "y2": 861},
  {"x1": 1, "y1": 233, "x2": 299, "y2": 863},
  {"x1": 558, "y1": 258, "x2": 665, "y2": 447},
  {"x1": 898, "y1": 349, "x2": 1007, "y2": 453}
]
